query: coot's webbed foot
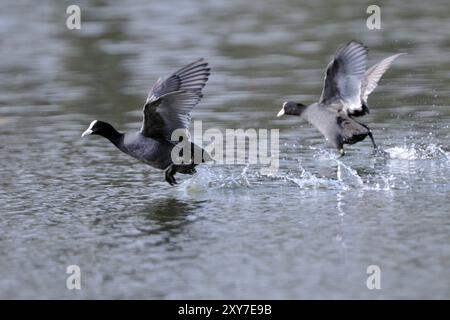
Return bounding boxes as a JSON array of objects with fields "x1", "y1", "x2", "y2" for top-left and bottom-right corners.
[{"x1": 164, "y1": 164, "x2": 178, "y2": 186}]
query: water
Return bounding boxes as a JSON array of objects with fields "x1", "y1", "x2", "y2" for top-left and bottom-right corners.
[{"x1": 0, "y1": 0, "x2": 449, "y2": 299}]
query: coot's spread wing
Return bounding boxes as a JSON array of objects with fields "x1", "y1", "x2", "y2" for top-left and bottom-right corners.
[
  {"x1": 361, "y1": 53, "x2": 405, "y2": 103},
  {"x1": 319, "y1": 41, "x2": 368, "y2": 115},
  {"x1": 141, "y1": 59, "x2": 210, "y2": 139}
]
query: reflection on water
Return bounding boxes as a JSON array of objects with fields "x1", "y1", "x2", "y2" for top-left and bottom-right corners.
[
  {"x1": 132, "y1": 198, "x2": 205, "y2": 238},
  {"x1": 0, "y1": 0, "x2": 450, "y2": 299}
]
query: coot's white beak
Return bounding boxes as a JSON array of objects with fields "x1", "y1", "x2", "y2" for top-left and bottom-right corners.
[
  {"x1": 81, "y1": 129, "x2": 92, "y2": 137},
  {"x1": 277, "y1": 108, "x2": 285, "y2": 117},
  {"x1": 277, "y1": 102, "x2": 287, "y2": 117},
  {"x1": 81, "y1": 120, "x2": 97, "y2": 137}
]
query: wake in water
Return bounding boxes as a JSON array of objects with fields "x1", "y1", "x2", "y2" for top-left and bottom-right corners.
[
  {"x1": 180, "y1": 161, "x2": 393, "y2": 192},
  {"x1": 179, "y1": 142, "x2": 449, "y2": 192}
]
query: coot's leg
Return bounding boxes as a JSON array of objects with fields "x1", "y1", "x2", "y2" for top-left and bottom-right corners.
[
  {"x1": 367, "y1": 131, "x2": 377, "y2": 149},
  {"x1": 335, "y1": 140, "x2": 345, "y2": 158},
  {"x1": 164, "y1": 164, "x2": 178, "y2": 185},
  {"x1": 358, "y1": 122, "x2": 378, "y2": 149}
]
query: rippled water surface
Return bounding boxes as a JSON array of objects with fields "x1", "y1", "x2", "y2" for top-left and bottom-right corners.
[{"x1": 1, "y1": 0, "x2": 449, "y2": 299}]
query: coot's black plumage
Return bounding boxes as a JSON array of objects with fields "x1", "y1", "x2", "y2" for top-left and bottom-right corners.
[
  {"x1": 277, "y1": 41, "x2": 405, "y2": 156},
  {"x1": 81, "y1": 58, "x2": 210, "y2": 185}
]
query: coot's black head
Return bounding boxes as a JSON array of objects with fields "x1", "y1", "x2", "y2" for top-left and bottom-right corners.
[
  {"x1": 277, "y1": 101, "x2": 307, "y2": 117},
  {"x1": 82, "y1": 120, "x2": 123, "y2": 147},
  {"x1": 81, "y1": 120, "x2": 116, "y2": 137}
]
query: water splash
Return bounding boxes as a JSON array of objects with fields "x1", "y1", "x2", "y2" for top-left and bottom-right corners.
[
  {"x1": 385, "y1": 143, "x2": 450, "y2": 161},
  {"x1": 377, "y1": 174, "x2": 396, "y2": 191},
  {"x1": 180, "y1": 164, "x2": 252, "y2": 191},
  {"x1": 179, "y1": 143, "x2": 430, "y2": 192},
  {"x1": 335, "y1": 160, "x2": 364, "y2": 189},
  {"x1": 311, "y1": 147, "x2": 339, "y2": 161},
  {"x1": 263, "y1": 168, "x2": 339, "y2": 189}
]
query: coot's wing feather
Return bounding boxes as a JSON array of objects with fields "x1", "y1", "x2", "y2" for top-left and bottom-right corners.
[
  {"x1": 142, "y1": 91, "x2": 202, "y2": 139},
  {"x1": 337, "y1": 116, "x2": 369, "y2": 144},
  {"x1": 361, "y1": 53, "x2": 405, "y2": 103},
  {"x1": 141, "y1": 59, "x2": 210, "y2": 139},
  {"x1": 319, "y1": 41, "x2": 368, "y2": 115}
]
